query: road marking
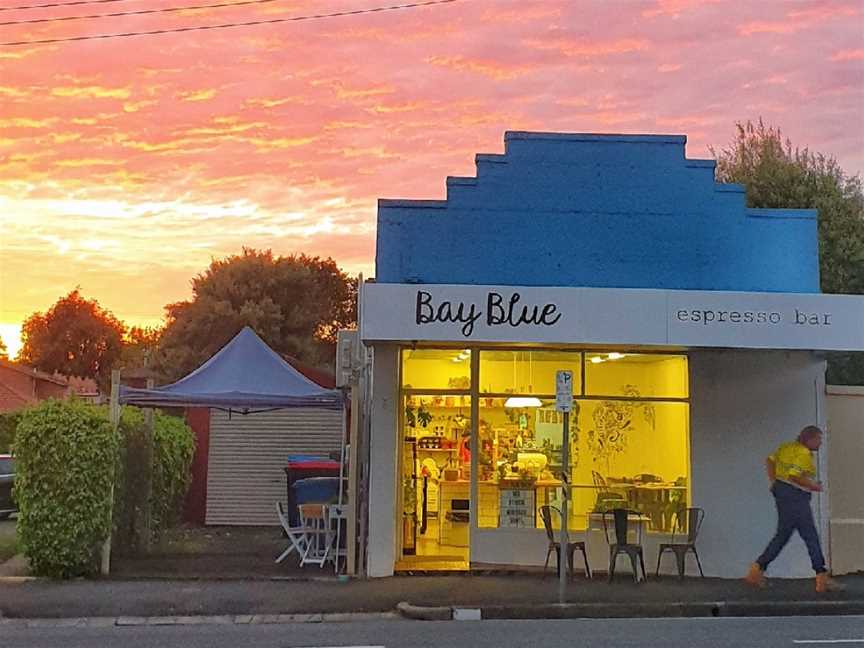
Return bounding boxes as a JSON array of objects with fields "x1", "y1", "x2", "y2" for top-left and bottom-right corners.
[{"x1": 793, "y1": 641, "x2": 864, "y2": 644}]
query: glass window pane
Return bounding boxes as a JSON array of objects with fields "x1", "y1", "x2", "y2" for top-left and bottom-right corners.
[
  {"x1": 584, "y1": 353, "x2": 688, "y2": 399},
  {"x1": 477, "y1": 397, "x2": 576, "y2": 529},
  {"x1": 402, "y1": 348, "x2": 471, "y2": 391},
  {"x1": 401, "y1": 394, "x2": 471, "y2": 556},
  {"x1": 478, "y1": 350, "x2": 582, "y2": 395},
  {"x1": 575, "y1": 400, "x2": 689, "y2": 532}
]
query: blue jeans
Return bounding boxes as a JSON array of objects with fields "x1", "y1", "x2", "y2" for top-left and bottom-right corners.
[{"x1": 756, "y1": 480, "x2": 826, "y2": 574}]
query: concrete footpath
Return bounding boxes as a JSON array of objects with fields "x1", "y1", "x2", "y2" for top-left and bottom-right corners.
[{"x1": 0, "y1": 573, "x2": 863, "y2": 623}]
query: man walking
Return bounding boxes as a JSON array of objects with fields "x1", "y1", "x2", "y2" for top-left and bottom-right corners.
[{"x1": 744, "y1": 425, "x2": 843, "y2": 593}]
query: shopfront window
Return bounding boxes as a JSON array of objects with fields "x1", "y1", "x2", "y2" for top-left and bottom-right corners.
[
  {"x1": 476, "y1": 350, "x2": 689, "y2": 534},
  {"x1": 398, "y1": 347, "x2": 690, "y2": 569},
  {"x1": 399, "y1": 349, "x2": 472, "y2": 566}
]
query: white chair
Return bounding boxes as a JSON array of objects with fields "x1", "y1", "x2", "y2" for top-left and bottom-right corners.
[
  {"x1": 275, "y1": 501, "x2": 307, "y2": 564},
  {"x1": 329, "y1": 503, "x2": 349, "y2": 574}
]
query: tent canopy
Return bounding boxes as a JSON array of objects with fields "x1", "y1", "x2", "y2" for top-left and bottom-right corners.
[{"x1": 120, "y1": 327, "x2": 343, "y2": 410}]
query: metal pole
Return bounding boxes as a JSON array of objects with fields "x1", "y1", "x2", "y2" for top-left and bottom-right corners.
[
  {"x1": 101, "y1": 368, "x2": 121, "y2": 576},
  {"x1": 558, "y1": 410, "x2": 570, "y2": 603}
]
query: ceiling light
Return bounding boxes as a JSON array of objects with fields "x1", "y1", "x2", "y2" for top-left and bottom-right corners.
[{"x1": 504, "y1": 396, "x2": 543, "y2": 408}]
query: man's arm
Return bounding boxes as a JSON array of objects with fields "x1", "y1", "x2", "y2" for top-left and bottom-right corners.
[
  {"x1": 765, "y1": 457, "x2": 776, "y2": 483},
  {"x1": 787, "y1": 474, "x2": 823, "y2": 492}
]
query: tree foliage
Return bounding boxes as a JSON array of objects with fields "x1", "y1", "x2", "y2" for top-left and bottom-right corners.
[
  {"x1": 0, "y1": 336, "x2": 8, "y2": 359},
  {"x1": 713, "y1": 120, "x2": 864, "y2": 295},
  {"x1": 713, "y1": 120, "x2": 864, "y2": 385},
  {"x1": 155, "y1": 248, "x2": 357, "y2": 381},
  {"x1": 119, "y1": 325, "x2": 163, "y2": 371},
  {"x1": 15, "y1": 399, "x2": 118, "y2": 578},
  {"x1": 18, "y1": 289, "x2": 126, "y2": 387}
]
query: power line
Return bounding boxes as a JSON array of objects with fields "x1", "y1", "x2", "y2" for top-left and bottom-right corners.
[
  {"x1": 0, "y1": 0, "x2": 134, "y2": 12},
  {"x1": 0, "y1": 0, "x2": 283, "y2": 27},
  {"x1": 0, "y1": 0, "x2": 458, "y2": 45}
]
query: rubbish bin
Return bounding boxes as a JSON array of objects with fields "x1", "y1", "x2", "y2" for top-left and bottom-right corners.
[
  {"x1": 291, "y1": 477, "x2": 341, "y2": 524},
  {"x1": 285, "y1": 459, "x2": 340, "y2": 524}
]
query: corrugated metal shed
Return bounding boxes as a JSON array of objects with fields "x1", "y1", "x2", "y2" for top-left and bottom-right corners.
[{"x1": 205, "y1": 407, "x2": 344, "y2": 526}]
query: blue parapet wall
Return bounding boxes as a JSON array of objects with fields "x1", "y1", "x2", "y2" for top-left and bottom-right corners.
[{"x1": 375, "y1": 131, "x2": 820, "y2": 293}]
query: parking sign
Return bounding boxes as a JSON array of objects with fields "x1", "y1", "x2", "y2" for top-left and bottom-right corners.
[{"x1": 555, "y1": 370, "x2": 573, "y2": 412}]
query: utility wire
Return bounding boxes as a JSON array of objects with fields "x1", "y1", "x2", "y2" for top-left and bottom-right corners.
[
  {"x1": 0, "y1": 0, "x2": 133, "y2": 12},
  {"x1": 0, "y1": 0, "x2": 283, "y2": 27},
  {"x1": 0, "y1": 0, "x2": 458, "y2": 45}
]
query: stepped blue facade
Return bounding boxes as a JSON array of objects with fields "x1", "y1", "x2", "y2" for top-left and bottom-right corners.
[{"x1": 375, "y1": 132, "x2": 820, "y2": 293}]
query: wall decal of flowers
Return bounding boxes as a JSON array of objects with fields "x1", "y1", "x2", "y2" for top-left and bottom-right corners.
[{"x1": 587, "y1": 385, "x2": 655, "y2": 474}]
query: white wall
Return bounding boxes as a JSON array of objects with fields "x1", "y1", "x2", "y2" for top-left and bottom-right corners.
[
  {"x1": 366, "y1": 345, "x2": 400, "y2": 577},
  {"x1": 826, "y1": 385, "x2": 864, "y2": 575},
  {"x1": 690, "y1": 350, "x2": 826, "y2": 578}
]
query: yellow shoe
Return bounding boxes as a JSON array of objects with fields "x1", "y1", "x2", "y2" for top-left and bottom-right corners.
[
  {"x1": 744, "y1": 563, "x2": 766, "y2": 588},
  {"x1": 815, "y1": 572, "x2": 845, "y2": 593}
]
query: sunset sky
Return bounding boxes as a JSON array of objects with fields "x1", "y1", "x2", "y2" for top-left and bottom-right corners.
[{"x1": 1, "y1": 0, "x2": 862, "y2": 357}]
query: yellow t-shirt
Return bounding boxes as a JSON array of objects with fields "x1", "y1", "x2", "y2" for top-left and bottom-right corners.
[{"x1": 771, "y1": 441, "x2": 815, "y2": 486}]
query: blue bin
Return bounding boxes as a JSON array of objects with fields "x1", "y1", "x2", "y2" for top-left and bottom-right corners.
[{"x1": 289, "y1": 477, "x2": 340, "y2": 525}]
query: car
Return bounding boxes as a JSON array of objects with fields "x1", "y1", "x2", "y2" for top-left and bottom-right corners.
[{"x1": 0, "y1": 454, "x2": 15, "y2": 520}]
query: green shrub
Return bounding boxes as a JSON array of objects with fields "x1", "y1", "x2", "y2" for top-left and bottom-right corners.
[
  {"x1": 112, "y1": 407, "x2": 195, "y2": 551},
  {"x1": 15, "y1": 399, "x2": 118, "y2": 578},
  {"x1": 0, "y1": 410, "x2": 20, "y2": 453},
  {"x1": 151, "y1": 412, "x2": 195, "y2": 532}
]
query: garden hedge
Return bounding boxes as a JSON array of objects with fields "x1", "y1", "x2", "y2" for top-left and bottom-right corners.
[
  {"x1": 13, "y1": 399, "x2": 195, "y2": 576},
  {"x1": 15, "y1": 399, "x2": 118, "y2": 577}
]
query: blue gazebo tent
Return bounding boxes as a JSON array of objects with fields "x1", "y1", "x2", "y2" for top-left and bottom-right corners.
[{"x1": 119, "y1": 326, "x2": 342, "y2": 410}]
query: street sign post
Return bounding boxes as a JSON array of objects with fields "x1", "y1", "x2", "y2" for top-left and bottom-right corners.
[{"x1": 555, "y1": 370, "x2": 573, "y2": 603}]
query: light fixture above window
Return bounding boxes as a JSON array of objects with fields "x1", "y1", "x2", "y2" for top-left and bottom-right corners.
[{"x1": 504, "y1": 396, "x2": 543, "y2": 408}]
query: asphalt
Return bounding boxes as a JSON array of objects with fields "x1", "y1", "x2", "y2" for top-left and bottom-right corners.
[{"x1": 0, "y1": 572, "x2": 862, "y2": 621}]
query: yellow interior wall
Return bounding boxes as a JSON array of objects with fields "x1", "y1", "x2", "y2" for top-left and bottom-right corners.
[
  {"x1": 585, "y1": 355, "x2": 688, "y2": 398},
  {"x1": 402, "y1": 352, "x2": 471, "y2": 390},
  {"x1": 478, "y1": 352, "x2": 583, "y2": 395}
]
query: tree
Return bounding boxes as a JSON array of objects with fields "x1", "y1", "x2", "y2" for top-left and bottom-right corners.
[
  {"x1": 0, "y1": 336, "x2": 7, "y2": 360},
  {"x1": 119, "y1": 325, "x2": 163, "y2": 371},
  {"x1": 18, "y1": 289, "x2": 126, "y2": 387},
  {"x1": 155, "y1": 248, "x2": 357, "y2": 381},
  {"x1": 713, "y1": 119, "x2": 864, "y2": 384}
]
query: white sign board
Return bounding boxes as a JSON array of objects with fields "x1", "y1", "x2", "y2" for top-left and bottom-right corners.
[
  {"x1": 360, "y1": 283, "x2": 864, "y2": 351},
  {"x1": 555, "y1": 370, "x2": 573, "y2": 413},
  {"x1": 499, "y1": 488, "x2": 536, "y2": 528}
]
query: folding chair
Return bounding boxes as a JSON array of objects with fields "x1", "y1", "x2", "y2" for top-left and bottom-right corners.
[{"x1": 275, "y1": 501, "x2": 307, "y2": 564}]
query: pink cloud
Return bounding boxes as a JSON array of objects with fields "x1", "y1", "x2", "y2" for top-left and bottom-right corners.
[{"x1": 0, "y1": 0, "x2": 861, "y2": 335}]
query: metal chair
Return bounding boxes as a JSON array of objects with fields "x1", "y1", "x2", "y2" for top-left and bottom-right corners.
[
  {"x1": 655, "y1": 507, "x2": 705, "y2": 579},
  {"x1": 275, "y1": 501, "x2": 307, "y2": 564},
  {"x1": 602, "y1": 508, "x2": 647, "y2": 583},
  {"x1": 539, "y1": 505, "x2": 591, "y2": 580}
]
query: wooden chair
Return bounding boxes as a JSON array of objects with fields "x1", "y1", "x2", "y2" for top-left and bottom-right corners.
[
  {"x1": 539, "y1": 505, "x2": 591, "y2": 580},
  {"x1": 298, "y1": 503, "x2": 332, "y2": 568},
  {"x1": 602, "y1": 508, "x2": 647, "y2": 583},
  {"x1": 655, "y1": 507, "x2": 705, "y2": 579}
]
